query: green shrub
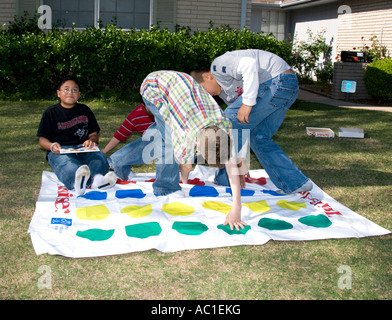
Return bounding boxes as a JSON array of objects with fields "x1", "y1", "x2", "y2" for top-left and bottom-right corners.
[
  {"x1": 363, "y1": 58, "x2": 392, "y2": 101},
  {"x1": 0, "y1": 23, "x2": 292, "y2": 100}
]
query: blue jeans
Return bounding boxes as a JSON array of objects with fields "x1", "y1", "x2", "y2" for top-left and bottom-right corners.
[
  {"x1": 47, "y1": 144, "x2": 109, "y2": 190},
  {"x1": 108, "y1": 136, "x2": 152, "y2": 181},
  {"x1": 215, "y1": 73, "x2": 309, "y2": 193},
  {"x1": 142, "y1": 99, "x2": 181, "y2": 196}
]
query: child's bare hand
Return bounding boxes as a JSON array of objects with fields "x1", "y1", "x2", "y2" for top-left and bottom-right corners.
[
  {"x1": 82, "y1": 139, "x2": 96, "y2": 148},
  {"x1": 51, "y1": 143, "x2": 61, "y2": 154},
  {"x1": 224, "y1": 207, "x2": 247, "y2": 231},
  {"x1": 237, "y1": 104, "x2": 252, "y2": 124}
]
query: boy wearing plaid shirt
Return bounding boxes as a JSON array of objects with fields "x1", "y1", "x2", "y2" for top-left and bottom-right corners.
[{"x1": 140, "y1": 70, "x2": 246, "y2": 231}]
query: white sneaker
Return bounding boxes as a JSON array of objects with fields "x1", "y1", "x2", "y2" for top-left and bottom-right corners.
[
  {"x1": 75, "y1": 165, "x2": 90, "y2": 195},
  {"x1": 294, "y1": 180, "x2": 313, "y2": 193},
  {"x1": 275, "y1": 180, "x2": 313, "y2": 195},
  {"x1": 127, "y1": 170, "x2": 136, "y2": 180},
  {"x1": 168, "y1": 190, "x2": 186, "y2": 199},
  {"x1": 92, "y1": 172, "x2": 117, "y2": 190},
  {"x1": 156, "y1": 189, "x2": 185, "y2": 199}
]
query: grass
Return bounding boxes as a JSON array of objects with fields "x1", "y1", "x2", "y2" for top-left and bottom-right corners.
[{"x1": 0, "y1": 97, "x2": 391, "y2": 300}]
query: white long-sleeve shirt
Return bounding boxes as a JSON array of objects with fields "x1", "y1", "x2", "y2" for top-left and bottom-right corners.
[{"x1": 211, "y1": 49, "x2": 292, "y2": 106}]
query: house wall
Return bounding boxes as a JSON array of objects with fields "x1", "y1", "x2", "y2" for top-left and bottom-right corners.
[
  {"x1": 0, "y1": 0, "x2": 16, "y2": 27},
  {"x1": 176, "y1": 0, "x2": 251, "y2": 31},
  {"x1": 336, "y1": 0, "x2": 392, "y2": 56},
  {"x1": 288, "y1": 3, "x2": 338, "y2": 62}
]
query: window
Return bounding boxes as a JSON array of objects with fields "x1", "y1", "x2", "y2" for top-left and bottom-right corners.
[
  {"x1": 100, "y1": 0, "x2": 150, "y2": 29},
  {"x1": 261, "y1": 10, "x2": 285, "y2": 41},
  {"x1": 44, "y1": 0, "x2": 151, "y2": 29},
  {"x1": 251, "y1": 8, "x2": 286, "y2": 41}
]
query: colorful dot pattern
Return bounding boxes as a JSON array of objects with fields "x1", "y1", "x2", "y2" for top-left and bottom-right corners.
[{"x1": 75, "y1": 184, "x2": 334, "y2": 242}]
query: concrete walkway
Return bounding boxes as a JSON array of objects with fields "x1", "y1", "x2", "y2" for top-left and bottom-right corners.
[{"x1": 298, "y1": 89, "x2": 392, "y2": 112}]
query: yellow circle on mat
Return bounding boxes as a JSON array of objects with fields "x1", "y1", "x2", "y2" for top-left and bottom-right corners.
[
  {"x1": 242, "y1": 200, "x2": 271, "y2": 213},
  {"x1": 277, "y1": 200, "x2": 306, "y2": 211},
  {"x1": 162, "y1": 202, "x2": 195, "y2": 216},
  {"x1": 202, "y1": 201, "x2": 232, "y2": 214},
  {"x1": 76, "y1": 205, "x2": 110, "y2": 220},
  {"x1": 121, "y1": 204, "x2": 153, "y2": 218}
]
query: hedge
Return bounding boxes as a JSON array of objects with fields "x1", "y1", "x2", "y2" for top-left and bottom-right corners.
[
  {"x1": 363, "y1": 58, "x2": 392, "y2": 102},
  {"x1": 0, "y1": 24, "x2": 292, "y2": 100}
]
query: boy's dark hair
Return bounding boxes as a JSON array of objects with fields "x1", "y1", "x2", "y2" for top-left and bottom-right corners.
[
  {"x1": 199, "y1": 126, "x2": 231, "y2": 169},
  {"x1": 190, "y1": 70, "x2": 209, "y2": 83},
  {"x1": 57, "y1": 75, "x2": 80, "y2": 90}
]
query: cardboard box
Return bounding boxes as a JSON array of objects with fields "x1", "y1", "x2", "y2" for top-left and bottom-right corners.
[
  {"x1": 306, "y1": 127, "x2": 335, "y2": 138},
  {"x1": 338, "y1": 127, "x2": 364, "y2": 138}
]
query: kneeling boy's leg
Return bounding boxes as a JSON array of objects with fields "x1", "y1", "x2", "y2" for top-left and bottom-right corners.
[{"x1": 108, "y1": 137, "x2": 153, "y2": 180}]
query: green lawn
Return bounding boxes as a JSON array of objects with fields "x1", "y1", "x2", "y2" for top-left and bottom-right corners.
[{"x1": 0, "y1": 98, "x2": 391, "y2": 300}]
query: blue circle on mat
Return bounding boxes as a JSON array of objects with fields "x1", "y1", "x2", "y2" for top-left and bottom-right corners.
[
  {"x1": 226, "y1": 188, "x2": 255, "y2": 196},
  {"x1": 115, "y1": 189, "x2": 146, "y2": 199},
  {"x1": 78, "y1": 191, "x2": 107, "y2": 200},
  {"x1": 189, "y1": 185, "x2": 219, "y2": 197},
  {"x1": 262, "y1": 189, "x2": 283, "y2": 196}
]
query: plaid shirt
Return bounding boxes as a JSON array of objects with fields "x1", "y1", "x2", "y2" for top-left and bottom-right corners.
[{"x1": 140, "y1": 71, "x2": 231, "y2": 163}]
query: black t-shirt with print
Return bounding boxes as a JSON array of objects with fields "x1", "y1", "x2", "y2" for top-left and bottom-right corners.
[{"x1": 37, "y1": 103, "x2": 100, "y2": 146}]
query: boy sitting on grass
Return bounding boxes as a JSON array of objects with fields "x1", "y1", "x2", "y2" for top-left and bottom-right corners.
[
  {"x1": 140, "y1": 70, "x2": 247, "y2": 231},
  {"x1": 37, "y1": 76, "x2": 116, "y2": 195}
]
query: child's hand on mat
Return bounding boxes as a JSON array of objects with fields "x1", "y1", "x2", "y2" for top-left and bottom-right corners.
[{"x1": 224, "y1": 207, "x2": 247, "y2": 231}]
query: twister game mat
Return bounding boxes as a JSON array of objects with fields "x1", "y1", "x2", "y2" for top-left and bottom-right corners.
[
  {"x1": 60, "y1": 146, "x2": 100, "y2": 154},
  {"x1": 28, "y1": 166, "x2": 390, "y2": 258}
]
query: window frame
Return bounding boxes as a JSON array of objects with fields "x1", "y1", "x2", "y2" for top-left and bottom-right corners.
[{"x1": 40, "y1": 0, "x2": 154, "y2": 30}]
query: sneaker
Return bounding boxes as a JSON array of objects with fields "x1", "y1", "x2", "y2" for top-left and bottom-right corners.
[
  {"x1": 155, "y1": 189, "x2": 185, "y2": 199},
  {"x1": 92, "y1": 172, "x2": 117, "y2": 190},
  {"x1": 275, "y1": 180, "x2": 313, "y2": 195},
  {"x1": 168, "y1": 190, "x2": 186, "y2": 199},
  {"x1": 293, "y1": 180, "x2": 313, "y2": 193},
  {"x1": 127, "y1": 170, "x2": 136, "y2": 180},
  {"x1": 75, "y1": 165, "x2": 90, "y2": 195}
]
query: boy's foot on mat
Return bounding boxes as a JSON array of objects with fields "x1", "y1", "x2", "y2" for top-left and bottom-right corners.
[
  {"x1": 92, "y1": 172, "x2": 117, "y2": 190},
  {"x1": 155, "y1": 190, "x2": 186, "y2": 199},
  {"x1": 75, "y1": 165, "x2": 90, "y2": 195},
  {"x1": 276, "y1": 180, "x2": 313, "y2": 195}
]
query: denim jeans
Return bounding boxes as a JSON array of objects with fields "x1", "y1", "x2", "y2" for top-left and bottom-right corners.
[
  {"x1": 108, "y1": 136, "x2": 152, "y2": 181},
  {"x1": 141, "y1": 99, "x2": 181, "y2": 196},
  {"x1": 215, "y1": 73, "x2": 309, "y2": 193},
  {"x1": 47, "y1": 144, "x2": 109, "y2": 190}
]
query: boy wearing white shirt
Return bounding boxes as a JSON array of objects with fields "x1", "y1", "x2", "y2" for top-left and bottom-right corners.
[{"x1": 191, "y1": 49, "x2": 312, "y2": 194}]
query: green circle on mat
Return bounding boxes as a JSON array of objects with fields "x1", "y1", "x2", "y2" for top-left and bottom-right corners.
[
  {"x1": 172, "y1": 221, "x2": 208, "y2": 236},
  {"x1": 258, "y1": 217, "x2": 293, "y2": 230},
  {"x1": 217, "y1": 224, "x2": 251, "y2": 235},
  {"x1": 299, "y1": 214, "x2": 332, "y2": 228},
  {"x1": 76, "y1": 228, "x2": 115, "y2": 241},
  {"x1": 125, "y1": 222, "x2": 162, "y2": 239}
]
